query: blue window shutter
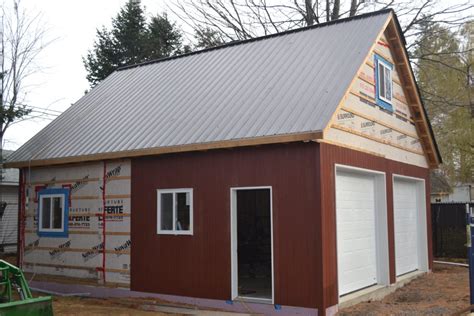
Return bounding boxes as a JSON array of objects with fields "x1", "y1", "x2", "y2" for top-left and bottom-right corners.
[
  {"x1": 37, "y1": 188, "x2": 70, "y2": 238},
  {"x1": 374, "y1": 54, "x2": 394, "y2": 112}
]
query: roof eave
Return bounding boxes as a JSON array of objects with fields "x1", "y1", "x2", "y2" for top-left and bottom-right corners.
[{"x1": 4, "y1": 131, "x2": 323, "y2": 168}]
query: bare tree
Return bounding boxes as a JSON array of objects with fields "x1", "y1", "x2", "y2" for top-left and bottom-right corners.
[
  {"x1": 304, "y1": 0, "x2": 317, "y2": 25},
  {"x1": 0, "y1": 0, "x2": 53, "y2": 163},
  {"x1": 170, "y1": 0, "x2": 472, "y2": 52},
  {"x1": 171, "y1": 0, "x2": 323, "y2": 39},
  {"x1": 349, "y1": 0, "x2": 360, "y2": 17},
  {"x1": 330, "y1": 0, "x2": 340, "y2": 21}
]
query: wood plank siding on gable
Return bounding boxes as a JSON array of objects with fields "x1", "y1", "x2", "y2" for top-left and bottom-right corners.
[{"x1": 324, "y1": 30, "x2": 430, "y2": 168}]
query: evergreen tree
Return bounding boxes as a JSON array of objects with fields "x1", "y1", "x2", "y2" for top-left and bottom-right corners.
[
  {"x1": 84, "y1": 0, "x2": 185, "y2": 87},
  {"x1": 110, "y1": 0, "x2": 148, "y2": 65},
  {"x1": 84, "y1": 27, "x2": 119, "y2": 86},
  {"x1": 147, "y1": 13, "x2": 185, "y2": 59}
]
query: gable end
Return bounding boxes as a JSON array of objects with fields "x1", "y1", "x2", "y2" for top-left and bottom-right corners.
[{"x1": 323, "y1": 13, "x2": 440, "y2": 169}]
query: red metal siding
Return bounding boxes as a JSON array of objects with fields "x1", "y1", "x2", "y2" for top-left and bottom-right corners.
[
  {"x1": 131, "y1": 141, "x2": 432, "y2": 312},
  {"x1": 131, "y1": 142, "x2": 323, "y2": 308},
  {"x1": 318, "y1": 142, "x2": 432, "y2": 310}
]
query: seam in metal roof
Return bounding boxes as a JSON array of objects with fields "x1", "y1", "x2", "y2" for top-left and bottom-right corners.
[{"x1": 8, "y1": 10, "x2": 393, "y2": 165}]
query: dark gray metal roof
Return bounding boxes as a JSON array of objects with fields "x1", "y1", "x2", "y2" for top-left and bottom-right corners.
[{"x1": 8, "y1": 10, "x2": 391, "y2": 164}]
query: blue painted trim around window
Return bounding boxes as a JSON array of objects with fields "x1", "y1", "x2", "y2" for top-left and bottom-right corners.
[
  {"x1": 37, "y1": 188, "x2": 69, "y2": 238},
  {"x1": 374, "y1": 54, "x2": 394, "y2": 112}
]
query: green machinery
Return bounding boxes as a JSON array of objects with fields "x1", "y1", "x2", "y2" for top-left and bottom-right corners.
[{"x1": 0, "y1": 260, "x2": 53, "y2": 316}]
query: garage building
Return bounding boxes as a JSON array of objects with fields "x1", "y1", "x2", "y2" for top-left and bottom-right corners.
[{"x1": 5, "y1": 9, "x2": 440, "y2": 316}]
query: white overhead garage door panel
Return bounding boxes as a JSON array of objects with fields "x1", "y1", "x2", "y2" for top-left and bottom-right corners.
[
  {"x1": 394, "y1": 179, "x2": 419, "y2": 276},
  {"x1": 336, "y1": 171, "x2": 377, "y2": 295}
]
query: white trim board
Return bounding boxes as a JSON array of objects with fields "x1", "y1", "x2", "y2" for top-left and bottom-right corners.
[{"x1": 230, "y1": 186, "x2": 274, "y2": 304}]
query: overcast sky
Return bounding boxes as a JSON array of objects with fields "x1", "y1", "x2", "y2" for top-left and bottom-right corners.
[{"x1": 5, "y1": 0, "x2": 170, "y2": 150}]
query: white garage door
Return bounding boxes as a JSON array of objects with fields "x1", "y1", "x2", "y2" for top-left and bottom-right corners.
[
  {"x1": 393, "y1": 179, "x2": 419, "y2": 276},
  {"x1": 336, "y1": 171, "x2": 377, "y2": 295}
]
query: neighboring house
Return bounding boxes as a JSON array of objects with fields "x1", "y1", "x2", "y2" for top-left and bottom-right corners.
[
  {"x1": 0, "y1": 150, "x2": 19, "y2": 253},
  {"x1": 430, "y1": 172, "x2": 473, "y2": 203},
  {"x1": 5, "y1": 9, "x2": 441, "y2": 316},
  {"x1": 431, "y1": 183, "x2": 473, "y2": 203}
]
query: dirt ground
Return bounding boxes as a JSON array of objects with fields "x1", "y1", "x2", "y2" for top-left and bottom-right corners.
[
  {"x1": 1, "y1": 252, "x2": 471, "y2": 315},
  {"x1": 51, "y1": 296, "x2": 171, "y2": 316},
  {"x1": 339, "y1": 263, "x2": 469, "y2": 315},
  {"x1": 46, "y1": 263, "x2": 472, "y2": 315}
]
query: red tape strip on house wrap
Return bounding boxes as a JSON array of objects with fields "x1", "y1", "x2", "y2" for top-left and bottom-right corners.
[
  {"x1": 102, "y1": 161, "x2": 107, "y2": 283},
  {"x1": 18, "y1": 169, "x2": 26, "y2": 267},
  {"x1": 96, "y1": 161, "x2": 107, "y2": 283}
]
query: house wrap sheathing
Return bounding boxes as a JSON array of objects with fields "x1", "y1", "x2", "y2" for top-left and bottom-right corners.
[
  {"x1": 22, "y1": 160, "x2": 131, "y2": 286},
  {"x1": 324, "y1": 32, "x2": 428, "y2": 168}
]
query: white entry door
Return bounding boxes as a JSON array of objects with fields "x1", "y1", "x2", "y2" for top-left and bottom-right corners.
[
  {"x1": 393, "y1": 179, "x2": 420, "y2": 276},
  {"x1": 336, "y1": 171, "x2": 378, "y2": 295}
]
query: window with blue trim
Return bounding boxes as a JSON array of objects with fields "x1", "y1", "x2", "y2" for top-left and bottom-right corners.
[
  {"x1": 38, "y1": 188, "x2": 69, "y2": 237},
  {"x1": 374, "y1": 54, "x2": 393, "y2": 111}
]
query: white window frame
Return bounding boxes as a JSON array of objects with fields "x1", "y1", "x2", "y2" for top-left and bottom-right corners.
[
  {"x1": 157, "y1": 188, "x2": 193, "y2": 235},
  {"x1": 38, "y1": 194, "x2": 66, "y2": 233},
  {"x1": 377, "y1": 58, "x2": 393, "y2": 104}
]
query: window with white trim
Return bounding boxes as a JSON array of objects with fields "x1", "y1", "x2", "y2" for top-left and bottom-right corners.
[
  {"x1": 38, "y1": 188, "x2": 69, "y2": 237},
  {"x1": 157, "y1": 189, "x2": 193, "y2": 235},
  {"x1": 375, "y1": 55, "x2": 393, "y2": 110}
]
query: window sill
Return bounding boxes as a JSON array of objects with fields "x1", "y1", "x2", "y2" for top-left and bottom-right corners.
[
  {"x1": 37, "y1": 230, "x2": 69, "y2": 238},
  {"x1": 157, "y1": 231, "x2": 193, "y2": 236}
]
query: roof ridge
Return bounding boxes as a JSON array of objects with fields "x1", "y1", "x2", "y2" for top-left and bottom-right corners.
[{"x1": 117, "y1": 8, "x2": 394, "y2": 72}]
